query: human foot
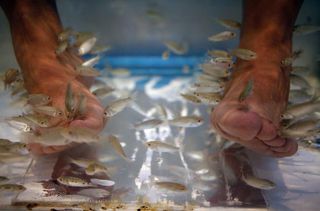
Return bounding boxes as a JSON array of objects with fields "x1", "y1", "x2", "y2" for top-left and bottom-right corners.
[
  {"x1": 211, "y1": 61, "x2": 297, "y2": 157},
  {"x1": 1, "y1": 0, "x2": 106, "y2": 154}
]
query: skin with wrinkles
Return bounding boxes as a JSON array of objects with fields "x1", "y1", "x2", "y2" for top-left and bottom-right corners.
[{"x1": 211, "y1": 0, "x2": 303, "y2": 157}]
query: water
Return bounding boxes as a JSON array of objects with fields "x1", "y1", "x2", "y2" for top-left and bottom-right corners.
[{"x1": 0, "y1": 0, "x2": 320, "y2": 210}]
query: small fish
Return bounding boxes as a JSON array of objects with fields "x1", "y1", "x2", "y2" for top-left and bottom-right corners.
[
  {"x1": 77, "y1": 188, "x2": 110, "y2": 198},
  {"x1": 231, "y1": 48, "x2": 257, "y2": 60},
  {"x1": 60, "y1": 127, "x2": 100, "y2": 143},
  {"x1": 106, "y1": 135, "x2": 130, "y2": 161},
  {"x1": 155, "y1": 104, "x2": 168, "y2": 120},
  {"x1": 104, "y1": 97, "x2": 133, "y2": 117},
  {"x1": 169, "y1": 116, "x2": 203, "y2": 127},
  {"x1": 27, "y1": 94, "x2": 51, "y2": 106},
  {"x1": 290, "y1": 74, "x2": 311, "y2": 90},
  {"x1": 281, "y1": 100, "x2": 320, "y2": 120},
  {"x1": 133, "y1": 119, "x2": 163, "y2": 130},
  {"x1": 0, "y1": 176, "x2": 9, "y2": 183},
  {"x1": 154, "y1": 181, "x2": 187, "y2": 192},
  {"x1": 201, "y1": 64, "x2": 230, "y2": 78},
  {"x1": 90, "y1": 178, "x2": 115, "y2": 187},
  {"x1": 3, "y1": 68, "x2": 19, "y2": 89},
  {"x1": 89, "y1": 45, "x2": 112, "y2": 54},
  {"x1": 242, "y1": 173, "x2": 275, "y2": 190},
  {"x1": 74, "y1": 32, "x2": 95, "y2": 45},
  {"x1": 289, "y1": 89, "x2": 311, "y2": 104},
  {"x1": 65, "y1": 83, "x2": 76, "y2": 115},
  {"x1": 163, "y1": 40, "x2": 188, "y2": 55},
  {"x1": 180, "y1": 93, "x2": 202, "y2": 104},
  {"x1": 193, "y1": 92, "x2": 222, "y2": 105},
  {"x1": 69, "y1": 157, "x2": 95, "y2": 168},
  {"x1": 10, "y1": 79, "x2": 25, "y2": 96},
  {"x1": 0, "y1": 142, "x2": 28, "y2": 155},
  {"x1": 208, "y1": 31, "x2": 236, "y2": 42},
  {"x1": 0, "y1": 184, "x2": 26, "y2": 192},
  {"x1": 281, "y1": 57, "x2": 294, "y2": 66},
  {"x1": 75, "y1": 93, "x2": 87, "y2": 118},
  {"x1": 58, "y1": 27, "x2": 74, "y2": 41},
  {"x1": 192, "y1": 84, "x2": 224, "y2": 93},
  {"x1": 30, "y1": 127, "x2": 70, "y2": 146},
  {"x1": 144, "y1": 140, "x2": 179, "y2": 153},
  {"x1": 293, "y1": 24, "x2": 320, "y2": 36},
  {"x1": 78, "y1": 37, "x2": 97, "y2": 55},
  {"x1": 92, "y1": 87, "x2": 115, "y2": 99},
  {"x1": 57, "y1": 176, "x2": 94, "y2": 187},
  {"x1": 216, "y1": 18, "x2": 241, "y2": 30},
  {"x1": 208, "y1": 49, "x2": 231, "y2": 58},
  {"x1": 24, "y1": 114, "x2": 51, "y2": 128},
  {"x1": 109, "y1": 68, "x2": 130, "y2": 77},
  {"x1": 82, "y1": 55, "x2": 100, "y2": 67},
  {"x1": 32, "y1": 106, "x2": 63, "y2": 117},
  {"x1": 55, "y1": 40, "x2": 68, "y2": 55},
  {"x1": 0, "y1": 139, "x2": 13, "y2": 146},
  {"x1": 239, "y1": 79, "x2": 254, "y2": 102},
  {"x1": 162, "y1": 50, "x2": 170, "y2": 60},
  {"x1": 76, "y1": 66, "x2": 101, "y2": 77},
  {"x1": 85, "y1": 162, "x2": 109, "y2": 176}
]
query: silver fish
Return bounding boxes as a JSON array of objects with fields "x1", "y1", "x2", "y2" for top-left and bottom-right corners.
[
  {"x1": 242, "y1": 173, "x2": 275, "y2": 190},
  {"x1": 65, "y1": 83, "x2": 76, "y2": 114},
  {"x1": 33, "y1": 106, "x2": 63, "y2": 117},
  {"x1": 208, "y1": 49, "x2": 231, "y2": 58},
  {"x1": 82, "y1": 55, "x2": 100, "y2": 67},
  {"x1": 57, "y1": 176, "x2": 94, "y2": 187},
  {"x1": 290, "y1": 74, "x2": 311, "y2": 90},
  {"x1": 55, "y1": 40, "x2": 68, "y2": 55},
  {"x1": 163, "y1": 40, "x2": 188, "y2": 55},
  {"x1": 169, "y1": 116, "x2": 203, "y2": 127},
  {"x1": 231, "y1": 48, "x2": 257, "y2": 60},
  {"x1": 24, "y1": 114, "x2": 51, "y2": 128},
  {"x1": 281, "y1": 100, "x2": 320, "y2": 120},
  {"x1": 3, "y1": 68, "x2": 19, "y2": 89},
  {"x1": 106, "y1": 135, "x2": 130, "y2": 161},
  {"x1": 216, "y1": 18, "x2": 241, "y2": 30},
  {"x1": 162, "y1": 50, "x2": 170, "y2": 60},
  {"x1": 133, "y1": 119, "x2": 163, "y2": 130},
  {"x1": 27, "y1": 94, "x2": 51, "y2": 106},
  {"x1": 154, "y1": 181, "x2": 187, "y2": 192},
  {"x1": 77, "y1": 188, "x2": 110, "y2": 198},
  {"x1": 90, "y1": 178, "x2": 115, "y2": 187},
  {"x1": 60, "y1": 127, "x2": 100, "y2": 143},
  {"x1": 76, "y1": 93, "x2": 87, "y2": 117},
  {"x1": 76, "y1": 66, "x2": 101, "y2": 77},
  {"x1": 104, "y1": 97, "x2": 133, "y2": 117},
  {"x1": 180, "y1": 93, "x2": 202, "y2": 104},
  {"x1": 30, "y1": 127, "x2": 70, "y2": 146},
  {"x1": 208, "y1": 31, "x2": 236, "y2": 42},
  {"x1": 78, "y1": 37, "x2": 97, "y2": 55},
  {"x1": 109, "y1": 68, "x2": 131, "y2": 77},
  {"x1": 92, "y1": 87, "x2": 115, "y2": 99},
  {"x1": 294, "y1": 24, "x2": 320, "y2": 36},
  {"x1": 144, "y1": 140, "x2": 179, "y2": 153},
  {"x1": 90, "y1": 45, "x2": 112, "y2": 54},
  {"x1": 0, "y1": 184, "x2": 26, "y2": 192},
  {"x1": 58, "y1": 27, "x2": 74, "y2": 41},
  {"x1": 85, "y1": 162, "x2": 109, "y2": 176}
]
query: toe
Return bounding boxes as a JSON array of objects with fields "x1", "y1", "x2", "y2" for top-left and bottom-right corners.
[
  {"x1": 214, "y1": 103, "x2": 262, "y2": 141},
  {"x1": 271, "y1": 139, "x2": 298, "y2": 157},
  {"x1": 256, "y1": 119, "x2": 277, "y2": 141},
  {"x1": 261, "y1": 136, "x2": 286, "y2": 147}
]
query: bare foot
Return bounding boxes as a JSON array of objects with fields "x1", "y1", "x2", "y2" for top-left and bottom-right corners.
[
  {"x1": 1, "y1": 0, "x2": 106, "y2": 154},
  {"x1": 211, "y1": 57, "x2": 297, "y2": 157},
  {"x1": 210, "y1": 0, "x2": 303, "y2": 157}
]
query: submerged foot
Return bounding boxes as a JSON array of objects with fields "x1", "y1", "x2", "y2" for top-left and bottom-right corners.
[
  {"x1": 211, "y1": 61, "x2": 298, "y2": 157},
  {"x1": 22, "y1": 50, "x2": 106, "y2": 154}
]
